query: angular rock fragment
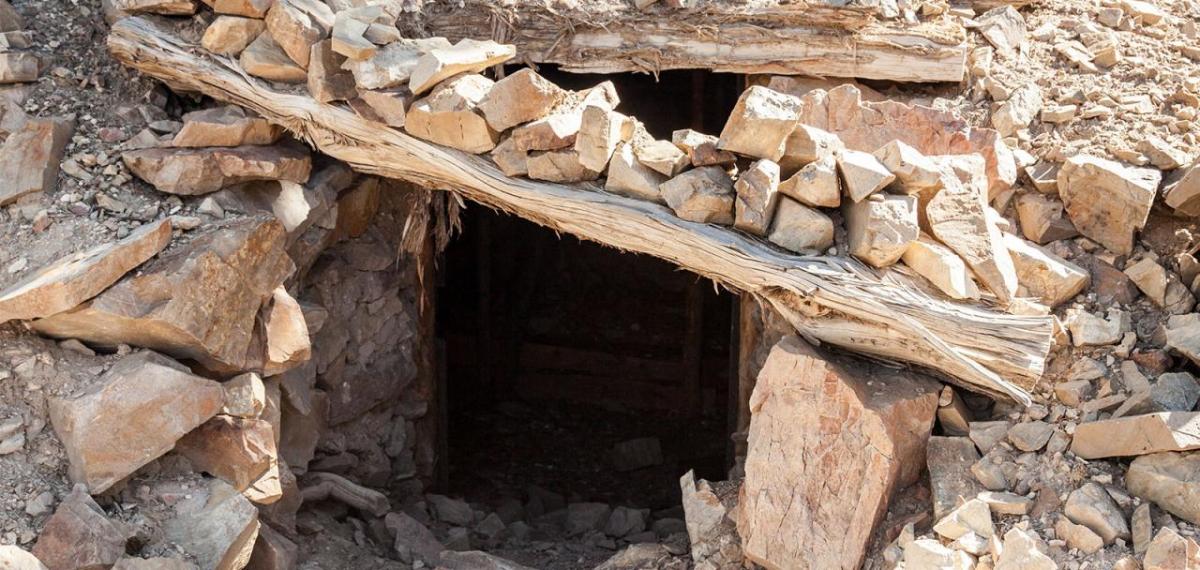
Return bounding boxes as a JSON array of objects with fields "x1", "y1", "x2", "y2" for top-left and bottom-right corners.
[
  {"x1": 927, "y1": 436, "x2": 985, "y2": 521},
  {"x1": 165, "y1": 478, "x2": 260, "y2": 570},
  {"x1": 659, "y1": 166, "x2": 735, "y2": 224},
  {"x1": 927, "y1": 162, "x2": 1018, "y2": 303},
  {"x1": 768, "y1": 198, "x2": 834, "y2": 254},
  {"x1": 263, "y1": 286, "x2": 310, "y2": 375},
  {"x1": 32, "y1": 485, "x2": 128, "y2": 570},
  {"x1": 994, "y1": 527, "x2": 1057, "y2": 570},
  {"x1": 526, "y1": 149, "x2": 601, "y2": 183},
  {"x1": 837, "y1": 149, "x2": 895, "y2": 202},
  {"x1": 123, "y1": 145, "x2": 311, "y2": 195},
  {"x1": 1070, "y1": 412, "x2": 1200, "y2": 458},
  {"x1": 113, "y1": 0, "x2": 196, "y2": 14},
  {"x1": 174, "y1": 106, "x2": 282, "y2": 148},
  {"x1": 408, "y1": 38, "x2": 516, "y2": 96},
  {"x1": 0, "y1": 52, "x2": 38, "y2": 84},
  {"x1": 222, "y1": 372, "x2": 266, "y2": 418},
  {"x1": 0, "y1": 546, "x2": 47, "y2": 570},
  {"x1": 0, "y1": 118, "x2": 73, "y2": 206},
  {"x1": 248, "y1": 523, "x2": 298, "y2": 570},
  {"x1": 1125, "y1": 257, "x2": 1195, "y2": 313},
  {"x1": 1057, "y1": 154, "x2": 1160, "y2": 254},
  {"x1": 265, "y1": 0, "x2": 334, "y2": 69},
  {"x1": 672, "y1": 129, "x2": 736, "y2": 167},
  {"x1": 49, "y1": 352, "x2": 224, "y2": 493},
  {"x1": 241, "y1": 32, "x2": 308, "y2": 84},
  {"x1": 386, "y1": 511, "x2": 445, "y2": 567},
  {"x1": 932, "y1": 498, "x2": 993, "y2": 555},
  {"x1": 342, "y1": 37, "x2": 450, "y2": 91},
  {"x1": 34, "y1": 219, "x2": 294, "y2": 374},
  {"x1": 1064, "y1": 482, "x2": 1130, "y2": 545},
  {"x1": 733, "y1": 159, "x2": 781, "y2": 237},
  {"x1": 991, "y1": 84, "x2": 1042, "y2": 136},
  {"x1": 1143, "y1": 527, "x2": 1200, "y2": 570},
  {"x1": 605, "y1": 141, "x2": 665, "y2": 204},
  {"x1": 0, "y1": 218, "x2": 171, "y2": 323},
  {"x1": 634, "y1": 139, "x2": 689, "y2": 177},
  {"x1": 874, "y1": 140, "x2": 940, "y2": 191},
  {"x1": 779, "y1": 124, "x2": 844, "y2": 174},
  {"x1": 404, "y1": 74, "x2": 499, "y2": 154},
  {"x1": 738, "y1": 337, "x2": 938, "y2": 570},
  {"x1": 779, "y1": 156, "x2": 839, "y2": 208},
  {"x1": 1119, "y1": 372, "x2": 1200, "y2": 415},
  {"x1": 1126, "y1": 451, "x2": 1200, "y2": 525},
  {"x1": 1163, "y1": 161, "x2": 1200, "y2": 217},
  {"x1": 843, "y1": 193, "x2": 918, "y2": 268},
  {"x1": 176, "y1": 415, "x2": 277, "y2": 497},
  {"x1": 1015, "y1": 192, "x2": 1078, "y2": 244},
  {"x1": 680, "y1": 471, "x2": 742, "y2": 569},
  {"x1": 575, "y1": 105, "x2": 631, "y2": 173},
  {"x1": 1003, "y1": 233, "x2": 1088, "y2": 308},
  {"x1": 357, "y1": 88, "x2": 410, "y2": 128},
  {"x1": 901, "y1": 235, "x2": 979, "y2": 300},
  {"x1": 201, "y1": 16, "x2": 265, "y2": 56},
  {"x1": 904, "y1": 539, "x2": 973, "y2": 569},
  {"x1": 477, "y1": 68, "x2": 565, "y2": 132},
  {"x1": 1067, "y1": 307, "x2": 1127, "y2": 346},
  {"x1": 510, "y1": 111, "x2": 582, "y2": 152},
  {"x1": 717, "y1": 86, "x2": 801, "y2": 161},
  {"x1": 203, "y1": 0, "x2": 272, "y2": 17},
  {"x1": 331, "y1": 11, "x2": 375, "y2": 60},
  {"x1": 489, "y1": 137, "x2": 528, "y2": 178},
  {"x1": 307, "y1": 39, "x2": 357, "y2": 103},
  {"x1": 1055, "y1": 517, "x2": 1104, "y2": 554}
]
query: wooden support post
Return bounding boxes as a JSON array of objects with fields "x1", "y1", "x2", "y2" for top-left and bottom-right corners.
[{"x1": 683, "y1": 279, "x2": 705, "y2": 416}]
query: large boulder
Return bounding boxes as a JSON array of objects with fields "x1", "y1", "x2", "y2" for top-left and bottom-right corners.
[
  {"x1": 49, "y1": 352, "x2": 223, "y2": 493},
  {"x1": 737, "y1": 336, "x2": 939, "y2": 570}
]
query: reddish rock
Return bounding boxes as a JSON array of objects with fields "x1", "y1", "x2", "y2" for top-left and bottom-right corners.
[
  {"x1": 32, "y1": 485, "x2": 128, "y2": 570},
  {"x1": 176, "y1": 415, "x2": 277, "y2": 497},
  {"x1": 123, "y1": 145, "x2": 312, "y2": 196},
  {"x1": 0, "y1": 118, "x2": 73, "y2": 206}
]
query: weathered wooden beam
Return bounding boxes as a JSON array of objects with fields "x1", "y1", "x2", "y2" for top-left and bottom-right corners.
[
  {"x1": 408, "y1": 0, "x2": 969, "y2": 82},
  {"x1": 107, "y1": 17, "x2": 1046, "y2": 404}
]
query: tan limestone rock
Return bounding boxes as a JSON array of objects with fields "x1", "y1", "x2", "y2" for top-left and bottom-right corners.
[
  {"x1": 927, "y1": 162, "x2": 1018, "y2": 304},
  {"x1": 33, "y1": 219, "x2": 294, "y2": 375},
  {"x1": 991, "y1": 84, "x2": 1043, "y2": 137},
  {"x1": 837, "y1": 149, "x2": 895, "y2": 202},
  {"x1": 779, "y1": 156, "x2": 839, "y2": 208},
  {"x1": 733, "y1": 159, "x2": 781, "y2": 237},
  {"x1": 176, "y1": 415, "x2": 277, "y2": 498},
  {"x1": 1055, "y1": 517, "x2": 1104, "y2": 554},
  {"x1": 331, "y1": 12, "x2": 375, "y2": 60},
  {"x1": 875, "y1": 140, "x2": 941, "y2": 192},
  {"x1": 32, "y1": 485, "x2": 128, "y2": 570},
  {"x1": 1015, "y1": 192, "x2": 1078, "y2": 244},
  {"x1": 202, "y1": 0, "x2": 271, "y2": 17},
  {"x1": 477, "y1": 68, "x2": 566, "y2": 132},
  {"x1": 164, "y1": 478, "x2": 260, "y2": 570},
  {"x1": 123, "y1": 145, "x2": 312, "y2": 195},
  {"x1": 408, "y1": 38, "x2": 516, "y2": 96},
  {"x1": 1126, "y1": 451, "x2": 1200, "y2": 525},
  {"x1": 0, "y1": 546, "x2": 47, "y2": 570},
  {"x1": 240, "y1": 31, "x2": 308, "y2": 84},
  {"x1": 1164, "y1": 161, "x2": 1200, "y2": 217},
  {"x1": 113, "y1": 0, "x2": 196, "y2": 14},
  {"x1": 605, "y1": 141, "x2": 665, "y2": 204},
  {"x1": 173, "y1": 106, "x2": 283, "y2": 148},
  {"x1": 265, "y1": 0, "x2": 334, "y2": 69},
  {"x1": 778, "y1": 123, "x2": 844, "y2": 175},
  {"x1": 0, "y1": 117, "x2": 74, "y2": 206},
  {"x1": 680, "y1": 471, "x2": 742, "y2": 569},
  {"x1": 1064, "y1": 482, "x2": 1130, "y2": 545},
  {"x1": 1003, "y1": 233, "x2": 1089, "y2": 308},
  {"x1": 341, "y1": 37, "x2": 450, "y2": 91},
  {"x1": 901, "y1": 235, "x2": 980, "y2": 300},
  {"x1": 49, "y1": 351, "x2": 223, "y2": 493},
  {"x1": 263, "y1": 286, "x2": 310, "y2": 376},
  {"x1": 718, "y1": 86, "x2": 801, "y2": 161},
  {"x1": 737, "y1": 336, "x2": 939, "y2": 570},
  {"x1": 307, "y1": 39, "x2": 357, "y2": 103},
  {"x1": 994, "y1": 527, "x2": 1057, "y2": 570},
  {"x1": 404, "y1": 74, "x2": 498, "y2": 154},
  {"x1": 574, "y1": 105, "x2": 632, "y2": 173},
  {"x1": 490, "y1": 137, "x2": 528, "y2": 178},
  {"x1": 0, "y1": 218, "x2": 171, "y2": 323},
  {"x1": 768, "y1": 198, "x2": 834, "y2": 254},
  {"x1": 634, "y1": 139, "x2": 689, "y2": 177},
  {"x1": 1143, "y1": 527, "x2": 1200, "y2": 570},
  {"x1": 247, "y1": 523, "x2": 298, "y2": 570},
  {"x1": 357, "y1": 88, "x2": 410, "y2": 128},
  {"x1": 510, "y1": 110, "x2": 583, "y2": 152},
  {"x1": 659, "y1": 166, "x2": 734, "y2": 224},
  {"x1": 1057, "y1": 154, "x2": 1160, "y2": 254},
  {"x1": 1070, "y1": 412, "x2": 1200, "y2": 458},
  {"x1": 526, "y1": 149, "x2": 601, "y2": 183},
  {"x1": 222, "y1": 372, "x2": 266, "y2": 418},
  {"x1": 201, "y1": 16, "x2": 265, "y2": 56},
  {"x1": 844, "y1": 193, "x2": 918, "y2": 268},
  {"x1": 672, "y1": 129, "x2": 736, "y2": 167}
]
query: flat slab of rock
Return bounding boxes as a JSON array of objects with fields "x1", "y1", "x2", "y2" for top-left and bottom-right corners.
[
  {"x1": 123, "y1": 145, "x2": 312, "y2": 195},
  {"x1": 49, "y1": 352, "x2": 223, "y2": 493},
  {"x1": 737, "y1": 336, "x2": 939, "y2": 570},
  {"x1": 201, "y1": 15, "x2": 265, "y2": 56},
  {"x1": 0, "y1": 218, "x2": 171, "y2": 322},
  {"x1": 203, "y1": 0, "x2": 272, "y2": 17},
  {"x1": 1057, "y1": 154, "x2": 1160, "y2": 254},
  {"x1": 768, "y1": 198, "x2": 833, "y2": 254},
  {"x1": 342, "y1": 37, "x2": 450, "y2": 90},
  {"x1": 113, "y1": 0, "x2": 196, "y2": 14},
  {"x1": 0, "y1": 51, "x2": 40, "y2": 84},
  {"x1": 574, "y1": 105, "x2": 631, "y2": 173},
  {"x1": 0, "y1": 117, "x2": 73, "y2": 206},
  {"x1": 408, "y1": 38, "x2": 516, "y2": 96},
  {"x1": 405, "y1": 74, "x2": 498, "y2": 154},
  {"x1": 1126, "y1": 451, "x2": 1200, "y2": 526},
  {"x1": 660, "y1": 166, "x2": 735, "y2": 224},
  {"x1": 32, "y1": 485, "x2": 128, "y2": 570},
  {"x1": 1070, "y1": 412, "x2": 1200, "y2": 458},
  {"x1": 33, "y1": 219, "x2": 294, "y2": 375},
  {"x1": 844, "y1": 193, "x2": 918, "y2": 268},
  {"x1": 240, "y1": 31, "x2": 308, "y2": 84},
  {"x1": 1003, "y1": 233, "x2": 1089, "y2": 308},
  {"x1": 718, "y1": 86, "x2": 800, "y2": 161},
  {"x1": 173, "y1": 106, "x2": 283, "y2": 147},
  {"x1": 928, "y1": 436, "x2": 985, "y2": 521},
  {"x1": 875, "y1": 140, "x2": 941, "y2": 191}
]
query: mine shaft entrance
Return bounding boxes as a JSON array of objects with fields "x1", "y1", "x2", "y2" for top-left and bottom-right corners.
[{"x1": 433, "y1": 67, "x2": 744, "y2": 515}]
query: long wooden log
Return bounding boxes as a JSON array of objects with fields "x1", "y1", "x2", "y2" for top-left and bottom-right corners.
[
  {"x1": 405, "y1": 0, "x2": 969, "y2": 82},
  {"x1": 108, "y1": 17, "x2": 1048, "y2": 404}
]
